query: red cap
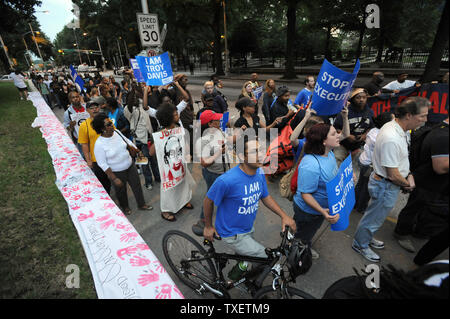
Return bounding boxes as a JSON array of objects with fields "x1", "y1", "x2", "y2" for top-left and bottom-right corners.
[{"x1": 200, "y1": 110, "x2": 223, "y2": 125}]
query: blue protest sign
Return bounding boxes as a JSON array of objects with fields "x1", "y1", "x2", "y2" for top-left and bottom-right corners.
[
  {"x1": 69, "y1": 65, "x2": 86, "y2": 93},
  {"x1": 326, "y1": 155, "x2": 355, "y2": 231},
  {"x1": 253, "y1": 86, "x2": 263, "y2": 100},
  {"x1": 135, "y1": 52, "x2": 174, "y2": 86},
  {"x1": 130, "y1": 58, "x2": 145, "y2": 83},
  {"x1": 311, "y1": 59, "x2": 360, "y2": 116},
  {"x1": 220, "y1": 112, "x2": 229, "y2": 131}
]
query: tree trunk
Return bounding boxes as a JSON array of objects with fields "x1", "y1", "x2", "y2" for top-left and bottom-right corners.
[
  {"x1": 325, "y1": 24, "x2": 332, "y2": 62},
  {"x1": 213, "y1": 0, "x2": 224, "y2": 76},
  {"x1": 421, "y1": 0, "x2": 449, "y2": 83},
  {"x1": 283, "y1": 0, "x2": 298, "y2": 79},
  {"x1": 376, "y1": 30, "x2": 384, "y2": 63},
  {"x1": 356, "y1": 6, "x2": 367, "y2": 60}
]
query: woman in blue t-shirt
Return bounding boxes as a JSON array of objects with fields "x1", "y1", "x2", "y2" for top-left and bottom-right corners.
[{"x1": 293, "y1": 122, "x2": 347, "y2": 259}]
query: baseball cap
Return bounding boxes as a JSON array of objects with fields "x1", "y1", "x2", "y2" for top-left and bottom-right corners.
[
  {"x1": 350, "y1": 88, "x2": 367, "y2": 100},
  {"x1": 276, "y1": 86, "x2": 290, "y2": 97},
  {"x1": 204, "y1": 93, "x2": 215, "y2": 101},
  {"x1": 235, "y1": 97, "x2": 256, "y2": 110},
  {"x1": 200, "y1": 110, "x2": 223, "y2": 125},
  {"x1": 91, "y1": 96, "x2": 106, "y2": 105},
  {"x1": 86, "y1": 100, "x2": 100, "y2": 109}
]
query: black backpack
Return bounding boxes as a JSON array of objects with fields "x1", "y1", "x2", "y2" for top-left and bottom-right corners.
[{"x1": 409, "y1": 123, "x2": 442, "y2": 172}]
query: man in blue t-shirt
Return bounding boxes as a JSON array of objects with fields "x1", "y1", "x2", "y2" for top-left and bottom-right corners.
[
  {"x1": 203, "y1": 135, "x2": 297, "y2": 258},
  {"x1": 294, "y1": 75, "x2": 315, "y2": 108}
]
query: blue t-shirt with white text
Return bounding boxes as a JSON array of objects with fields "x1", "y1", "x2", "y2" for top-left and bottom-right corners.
[{"x1": 207, "y1": 165, "x2": 269, "y2": 238}]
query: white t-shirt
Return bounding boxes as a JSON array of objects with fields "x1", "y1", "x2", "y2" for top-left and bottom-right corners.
[
  {"x1": 383, "y1": 80, "x2": 416, "y2": 92},
  {"x1": 372, "y1": 120, "x2": 410, "y2": 178},
  {"x1": 10, "y1": 72, "x2": 27, "y2": 88},
  {"x1": 359, "y1": 127, "x2": 379, "y2": 166},
  {"x1": 94, "y1": 131, "x2": 136, "y2": 172}
]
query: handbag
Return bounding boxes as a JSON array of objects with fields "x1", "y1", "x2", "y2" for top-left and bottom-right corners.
[{"x1": 115, "y1": 129, "x2": 140, "y2": 158}]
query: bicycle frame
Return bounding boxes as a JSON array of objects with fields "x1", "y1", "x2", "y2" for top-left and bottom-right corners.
[{"x1": 181, "y1": 228, "x2": 292, "y2": 297}]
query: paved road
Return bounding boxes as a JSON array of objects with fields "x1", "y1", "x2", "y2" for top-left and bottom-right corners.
[{"x1": 51, "y1": 72, "x2": 447, "y2": 299}]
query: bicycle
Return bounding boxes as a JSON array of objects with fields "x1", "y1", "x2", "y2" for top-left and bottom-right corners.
[{"x1": 162, "y1": 225, "x2": 316, "y2": 299}]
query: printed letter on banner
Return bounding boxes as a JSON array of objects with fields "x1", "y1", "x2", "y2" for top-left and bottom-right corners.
[
  {"x1": 326, "y1": 155, "x2": 355, "y2": 231},
  {"x1": 135, "y1": 52, "x2": 174, "y2": 86},
  {"x1": 311, "y1": 59, "x2": 360, "y2": 116}
]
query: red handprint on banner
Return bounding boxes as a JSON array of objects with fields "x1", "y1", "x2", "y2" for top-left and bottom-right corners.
[
  {"x1": 116, "y1": 223, "x2": 133, "y2": 232},
  {"x1": 120, "y1": 232, "x2": 138, "y2": 243},
  {"x1": 136, "y1": 243, "x2": 150, "y2": 252},
  {"x1": 78, "y1": 210, "x2": 94, "y2": 222},
  {"x1": 138, "y1": 271, "x2": 159, "y2": 287},
  {"x1": 130, "y1": 255, "x2": 151, "y2": 267},
  {"x1": 81, "y1": 196, "x2": 93, "y2": 203},
  {"x1": 96, "y1": 214, "x2": 111, "y2": 222},
  {"x1": 156, "y1": 284, "x2": 173, "y2": 299},
  {"x1": 103, "y1": 202, "x2": 116, "y2": 210},
  {"x1": 153, "y1": 261, "x2": 166, "y2": 274},
  {"x1": 117, "y1": 246, "x2": 138, "y2": 260},
  {"x1": 100, "y1": 219, "x2": 115, "y2": 230}
]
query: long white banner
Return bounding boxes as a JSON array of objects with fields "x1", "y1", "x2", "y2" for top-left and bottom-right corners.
[{"x1": 29, "y1": 91, "x2": 183, "y2": 299}]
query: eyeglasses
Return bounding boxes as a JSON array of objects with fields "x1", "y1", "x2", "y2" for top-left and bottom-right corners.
[
  {"x1": 105, "y1": 121, "x2": 113, "y2": 127},
  {"x1": 87, "y1": 105, "x2": 100, "y2": 109}
]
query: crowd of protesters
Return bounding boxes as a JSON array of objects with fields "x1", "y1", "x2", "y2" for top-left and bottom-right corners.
[{"x1": 20, "y1": 64, "x2": 448, "y2": 297}]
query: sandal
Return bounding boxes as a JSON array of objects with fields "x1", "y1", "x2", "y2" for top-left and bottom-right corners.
[
  {"x1": 139, "y1": 204, "x2": 153, "y2": 211},
  {"x1": 184, "y1": 203, "x2": 194, "y2": 210},
  {"x1": 161, "y1": 212, "x2": 176, "y2": 222},
  {"x1": 123, "y1": 208, "x2": 132, "y2": 215}
]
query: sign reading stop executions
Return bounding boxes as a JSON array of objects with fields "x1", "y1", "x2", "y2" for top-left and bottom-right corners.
[{"x1": 136, "y1": 13, "x2": 161, "y2": 47}]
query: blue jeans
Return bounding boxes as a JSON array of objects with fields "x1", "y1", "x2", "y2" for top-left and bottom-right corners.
[
  {"x1": 135, "y1": 140, "x2": 160, "y2": 186},
  {"x1": 200, "y1": 167, "x2": 221, "y2": 219},
  {"x1": 353, "y1": 173, "x2": 400, "y2": 249}
]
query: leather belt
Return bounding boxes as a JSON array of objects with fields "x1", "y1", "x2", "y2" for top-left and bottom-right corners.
[{"x1": 373, "y1": 173, "x2": 392, "y2": 183}]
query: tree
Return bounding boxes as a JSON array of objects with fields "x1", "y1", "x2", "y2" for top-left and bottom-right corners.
[
  {"x1": 421, "y1": 0, "x2": 449, "y2": 83},
  {"x1": 283, "y1": 0, "x2": 299, "y2": 79}
]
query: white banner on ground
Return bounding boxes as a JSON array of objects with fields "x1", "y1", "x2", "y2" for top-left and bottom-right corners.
[{"x1": 29, "y1": 91, "x2": 183, "y2": 299}]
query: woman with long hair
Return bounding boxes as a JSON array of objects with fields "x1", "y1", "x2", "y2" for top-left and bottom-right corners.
[
  {"x1": 233, "y1": 97, "x2": 281, "y2": 136},
  {"x1": 262, "y1": 79, "x2": 276, "y2": 125},
  {"x1": 293, "y1": 120, "x2": 349, "y2": 259},
  {"x1": 238, "y1": 81, "x2": 259, "y2": 114}
]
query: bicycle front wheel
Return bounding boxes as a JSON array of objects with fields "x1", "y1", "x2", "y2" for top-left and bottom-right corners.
[
  {"x1": 162, "y1": 230, "x2": 217, "y2": 291},
  {"x1": 254, "y1": 285, "x2": 316, "y2": 299}
]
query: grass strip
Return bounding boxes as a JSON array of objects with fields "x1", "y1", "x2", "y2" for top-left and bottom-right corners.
[{"x1": 0, "y1": 82, "x2": 96, "y2": 298}]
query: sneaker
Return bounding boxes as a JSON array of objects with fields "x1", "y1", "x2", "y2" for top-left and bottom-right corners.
[
  {"x1": 369, "y1": 238, "x2": 385, "y2": 250},
  {"x1": 352, "y1": 243, "x2": 380, "y2": 262},
  {"x1": 393, "y1": 233, "x2": 416, "y2": 253},
  {"x1": 192, "y1": 219, "x2": 205, "y2": 237},
  {"x1": 145, "y1": 183, "x2": 153, "y2": 190},
  {"x1": 311, "y1": 248, "x2": 319, "y2": 259}
]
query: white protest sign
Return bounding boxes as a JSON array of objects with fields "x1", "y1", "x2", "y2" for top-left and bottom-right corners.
[{"x1": 136, "y1": 13, "x2": 161, "y2": 47}]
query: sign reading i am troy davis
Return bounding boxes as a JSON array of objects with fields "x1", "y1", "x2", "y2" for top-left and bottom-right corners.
[{"x1": 136, "y1": 13, "x2": 161, "y2": 47}]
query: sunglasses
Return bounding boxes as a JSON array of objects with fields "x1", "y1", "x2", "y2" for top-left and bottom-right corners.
[{"x1": 105, "y1": 121, "x2": 113, "y2": 127}]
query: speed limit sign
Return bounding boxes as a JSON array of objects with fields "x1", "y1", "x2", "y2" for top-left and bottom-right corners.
[{"x1": 136, "y1": 13, "x2": 161, "y2": 46}]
